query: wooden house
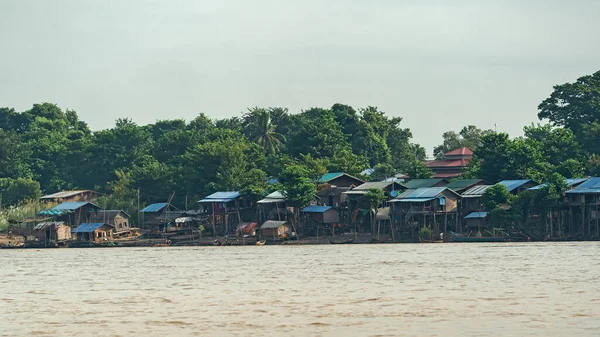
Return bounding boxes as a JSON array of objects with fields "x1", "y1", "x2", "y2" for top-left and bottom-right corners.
[
  {"x1": 260, "y1": 220, "x2": 291, "y2": 240},
  {"x1": 41, "y1": 190, "x2": 102, "y2": 203},
  {"x1": 302, "y1": 205, "x2": 341, "y2": 235},
  {"x1": 317, "y1": 186, "x2": 350, "y2": 208},
  {"x1": 30, "y1": 222, "x2": 71, "y2": 246},
  {"x1": 461, "y1": 185, "x2": 491, "y2": 210},
  {"x1": 198, "y1": 191, "x2": 243, "y2": 236},
  {"x1": 464, "y1": 212, "x2": 489, "y2": 230},
  {"x1": 564, "y1": 177, "x2": 600, "y2": 239},
  {"x1": 71, "y1": 223, "x2": 113, "y2": 242},
  {"x1": 91, "y1": 210, "x2": 132, "y2": 237},
  {"x1": 318, "y1": 172, "x2": 364, "y2": 188},
  {"x1": 139, "y1": 203, "x2": 182, "y2": 233},
  {"x1": 49, "y1": 202, "x2": 101, "y2": 227},
  {"x1": 390, "y1": 187, "x2": 461, "y2": 240},
  {"x1": 92, "y1": 210, "x2": 130, "y2": 231},
  {"x1": 343, "y1": 181, "x2": 405, "y2": 232},
  {"x1": 257, "y1": 191, "x2": 288, "y2": 224}
]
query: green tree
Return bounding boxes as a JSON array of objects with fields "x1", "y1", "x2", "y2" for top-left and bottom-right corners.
[
  {"x1": 482, "y1": 184, "x2": 511, "y2": 210},
  {"x1": 0, "y1": 178, "x2": 42, "y2": 207},
  {"x1": 243, "y1": 107, "x2": 286, "y2": 154},
  {"x1": 279, "y1": 164, "x2": 317, "y2": 233},
  {"x1": 538, "y1": 70, "x2": 600, "y2": 132},
  {"x1": 586, "y1": 154, "x2": 600, "y2": 176},
  {"x1": 433, "y1": 125, "x2": 494, "y2": 158},
  {"x1": 327, "y1": 149, "x2": 368, "y2": 177},
  {"x1": 370, "y1": 163, "x2": 396, "y2": 181},
  {"x1": 405, "y1": 159, "x2": 433, "y2": 179},
  {"x1": 463, "y1": 133, "x2": 515, "y2": 182}
]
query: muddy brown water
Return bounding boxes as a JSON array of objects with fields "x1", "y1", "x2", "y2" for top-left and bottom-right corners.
[{"x1": 1, "y1": 243, "x2": 599, "y2": 336}]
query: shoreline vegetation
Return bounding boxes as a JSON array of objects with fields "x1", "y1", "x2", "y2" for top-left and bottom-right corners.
[{"x1": 2, "y1": 70, "x2": 600, "y2": 247}]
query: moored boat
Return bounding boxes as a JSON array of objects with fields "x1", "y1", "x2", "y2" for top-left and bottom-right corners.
[
  {"x1": 256, "y1": 240, "x2": 266, "y2": 246},
  {"x1": 447, "y1": 231, "x2": 506, "y2": 243},
  {"x1": 329, "y1": 237, "x2": 354, "y2": 244}
]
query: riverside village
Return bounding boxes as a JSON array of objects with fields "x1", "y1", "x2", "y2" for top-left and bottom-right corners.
[{"x1": 2, "y1": 147, "x2": 600, "y2": 248}]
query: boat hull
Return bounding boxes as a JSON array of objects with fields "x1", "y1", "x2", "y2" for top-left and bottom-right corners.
[{"x1": 447, "y1": 231, "x2": 506, "y2": 243}]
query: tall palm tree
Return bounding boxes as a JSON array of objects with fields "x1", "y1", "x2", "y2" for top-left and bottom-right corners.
[{"x1": 252, "y1": 109, "x2": 286, "y2": 154}]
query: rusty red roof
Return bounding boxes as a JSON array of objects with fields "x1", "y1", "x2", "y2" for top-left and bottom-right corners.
[
  {"x1": 444, "y1": 147, "x2": 473, "y2": 156},
  {"x1": 426, "y1": 158, "x2": 471, "y2": 168}
]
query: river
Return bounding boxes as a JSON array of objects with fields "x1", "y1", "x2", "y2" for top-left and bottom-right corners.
[{"x1": 1, "y1": 243, "x2": 599, "y2": 337}]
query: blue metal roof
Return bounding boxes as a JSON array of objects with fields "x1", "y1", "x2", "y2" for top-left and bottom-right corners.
[
  {"x1": 393, "y1": 198, "x2": 435, "y2": 203},
  {"x1": 198, "y1": 191, "x2": 241, "y2": 203},
  {"x1": 528, "y1": 178, "x2": 588, "y2": 191},
  {"x1": 498, "y1": 179, "x2": 532, "y2": 192},
  {"x1": 302, "y1": 205, "x2": 333, "y2": 213},
  {"x1": 52, "y1": 202, "x2": 99, "y2": 211},
  {"x1": 140, "y1": 203, "x2": 168, "y2": 213},
  {"x1": 464, "y1": 212, "x2": 489, "y2": 219},
  {"x1": 566, "y1": 177, "x2": 600, "y2": 194},
  {"x1": 318, "y1": 172, "x2": 344, "y2": 183},
  {"x1": 569, "y1": 177, "x2": 600, "y2": 190},
  {"x1": 403, "y1": 187, "x2": 447, "y2": 199},
  {"x1": 71, "y1": 223, "x2": 109, "y2": 233}
]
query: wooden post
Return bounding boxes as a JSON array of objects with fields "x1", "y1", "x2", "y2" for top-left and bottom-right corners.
[
  {"x1": 550, "y1": 208, "x2": 554, "y2": 238},
  {"x1": 212, "y1": 203, "x2": 216, "y2": 239}
]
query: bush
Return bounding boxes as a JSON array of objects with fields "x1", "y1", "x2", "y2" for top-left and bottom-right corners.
[{"x1": 418, "y1": 226, "x2": 432, "y2": 241}]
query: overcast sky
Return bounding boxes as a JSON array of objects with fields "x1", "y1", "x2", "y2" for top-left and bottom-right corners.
[{"x1": 1, "y1": 0, "x2": 599, "y2": 155}]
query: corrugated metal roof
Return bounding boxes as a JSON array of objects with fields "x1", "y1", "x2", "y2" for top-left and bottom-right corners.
[
  {"x1": 403, "y1": 179, "x2": 446, "y2": 189},
  {"x1": 71, "y1": 223, "x2": 110, "y2": 233},
  {"x1": 498, "y1": 179, "x2": 532, "y2": 192},
  {"x1": 403, "y1": 187, "x2": 447, "y2": 199},
  {"x1": 260, "y1": 220, "x2": 288, "y2": 229},
  {"x1": 302, "y1": 205, "x2": 333, "y2": 213},
  {"x1": 393, "y1": 198, "x2": 435, "y2": 203},
  {"x1": 140, "y1": 203, "x2": 168, "y2": 213},
  {"x1": 445, "y1": 179, "x2": 483, "y2": 191},
  {"x1": 569, "y1": 177, "x2": 600, "y2": 190},
  {"x1": 353, "y1": 181, "x2": 405, "y2": 191},
  {"x1": 566, "y1": 177, "x2": 600, "y2": 194},
  {"x1": 318, "y1": 172, "x2": 344, "y2": 183},
  {"x1": 41, "y1": 190, "x2": 98, "y2": 199},
  {"x1": 198, "y1": 191, "x2": 241, "y2": 203},
  {"x1": 33, "y1": 222, "x2": 66, "y2": 230},
  {"x1": 257, "y1": 191, "x2": 286, "y2": 204},
  {"x1": 464, "y1": 212, "x2": 489, "y2": 219},
  {"x1": 462, "y1": 185, "x2": 492, "y2": 197},
  {"x1": 343, "y1": 190, "x2": 369, "y2": 195},
  {"x1": 52, "y1": 202, "x2": 99, "y2": 211},
  {"x1": 528, "y1": 178, "x2": 588, "y2": 191}
]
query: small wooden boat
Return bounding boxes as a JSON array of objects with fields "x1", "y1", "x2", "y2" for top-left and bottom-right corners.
[
  {"x1": 447, "y1": 231, "x2": 506, "y2": 243},
  {"x1": 329, "y1": 237, "x2": 354, "y2": 244},
  {"x1": 256, "y1": 240, "x2": 266, "y2": 246},
  {"x1": 0, "y1": 244, "x2": 24, "y2": 249},
  {"x1": 153, "y1": 240, "x2": 171, "y2": 247},
  {"x1": 419, "y1": 238, "x2": 444, "y2": 243}
]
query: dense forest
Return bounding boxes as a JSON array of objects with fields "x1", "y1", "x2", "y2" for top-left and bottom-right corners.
[{"x1": 1, "y1": 70, "x2": 600, "y2": 228}]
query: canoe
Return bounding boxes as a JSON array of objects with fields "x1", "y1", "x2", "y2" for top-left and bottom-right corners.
[
  {"x1": 447, "y1": 231, "x2": 506, "y2": 243},
  {"x1": 329, "y1": 237, "x2": 354, "y2": 244},
  {"x1": 256, "y1": 240, "x2": 266, "y2": 246}
]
